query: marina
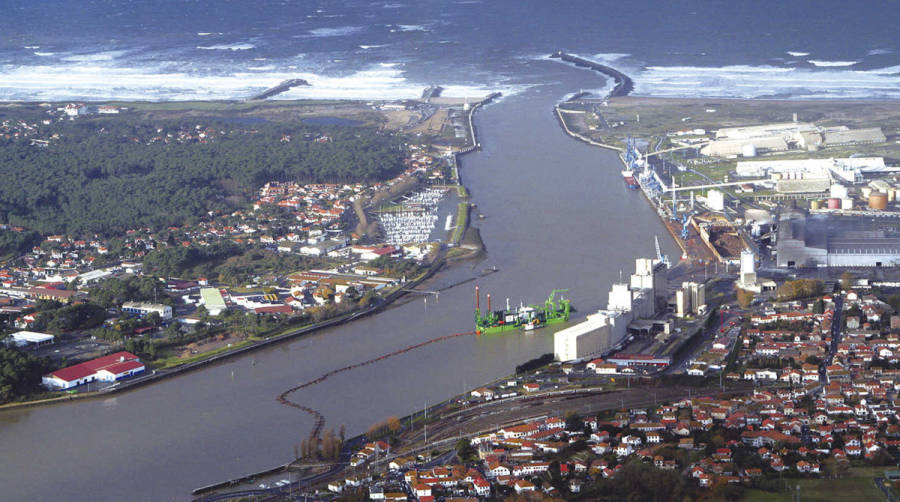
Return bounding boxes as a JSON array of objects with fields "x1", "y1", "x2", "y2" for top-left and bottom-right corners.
[{"x1": 375, "y1": 188, "x2": 447, "y2": 245}]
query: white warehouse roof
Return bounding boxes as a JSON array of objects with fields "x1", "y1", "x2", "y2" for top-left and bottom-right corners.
[{"x1": 7, "y1": 331, "x2": 55, "y2": 347}]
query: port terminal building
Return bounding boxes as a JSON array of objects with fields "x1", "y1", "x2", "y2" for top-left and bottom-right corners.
[{"x1": 554, "y1": 258, "x2": 667, "y2": 361}]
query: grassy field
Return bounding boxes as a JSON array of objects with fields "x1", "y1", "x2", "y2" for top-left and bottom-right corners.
[
  {"x1": 451, "y1": 202, "x2": 469, "y2": 244},
  {"x1": 155, "y1": 339, "x2": 254, "y2": 369},
  {"x1": 742, "y1": 467, "x2": 889, "y2": 502}
]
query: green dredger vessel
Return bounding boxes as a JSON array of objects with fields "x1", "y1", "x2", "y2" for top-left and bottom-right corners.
[{"x1": 474, "y1": 286, "x2": 571, "y2": 334}]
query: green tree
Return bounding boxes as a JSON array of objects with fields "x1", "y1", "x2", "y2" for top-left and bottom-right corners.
[
  {"x1": 456, "y1": 438, "x2": 477, "y2": 464},
  {"x1": 840, "y1": 271, "x2": 853, "y2": 291},
  {"x1": 0, "y1": 345, "x2": 56, "y2": 403}
]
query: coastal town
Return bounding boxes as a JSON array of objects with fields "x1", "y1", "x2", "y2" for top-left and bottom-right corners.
[
  {"x1": 228, "y1": 282, "x2": 900, "y2": 501},
  {"x1": 0, "y1": 96, "x2": 487, "y2": 400}
]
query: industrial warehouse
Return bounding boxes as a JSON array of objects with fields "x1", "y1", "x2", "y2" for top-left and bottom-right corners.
[{"x1": 776, "y1": 209, "x2": 900, "y2": 268}]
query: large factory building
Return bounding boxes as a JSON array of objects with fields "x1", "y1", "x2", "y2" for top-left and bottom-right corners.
[
  {"x1": 776, "y1": 209, "x2": 900, "y2": 268},
  {"x1": 554, "y1": 257, "x2": 665, "y2": 361}
]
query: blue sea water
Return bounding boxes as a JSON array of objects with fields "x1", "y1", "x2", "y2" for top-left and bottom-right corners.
[{"x1": 0, "y1": 0, "x2": 898, "y2": 101}]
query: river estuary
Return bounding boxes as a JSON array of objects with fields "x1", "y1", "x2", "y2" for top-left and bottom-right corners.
[{"x1": 0, "y1": 62, "x2": 679, "y2": 501}]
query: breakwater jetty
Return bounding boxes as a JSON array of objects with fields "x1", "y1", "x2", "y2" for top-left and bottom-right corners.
[
  {"x1": 421, "y1": 85, "x2": 444, "y2": 100},
  {"x1": 249, "y1": 78, "x2": 310, "y2": 100},
  {"x1": 550, "y1": 51, "x2": 634, "y2": 99}
]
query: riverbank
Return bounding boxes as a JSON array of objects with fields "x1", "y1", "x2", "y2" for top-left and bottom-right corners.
[{"x1": 0, "y1": 260, "x2": 448, "y2": 411}]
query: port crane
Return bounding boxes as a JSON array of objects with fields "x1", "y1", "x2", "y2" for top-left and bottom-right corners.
[
  {"x1": 545, "y1": 289, "x2": 570, "y2": 314},
  {"x1": 654, "y1": 236, "x2": 671, "y2": 269}
]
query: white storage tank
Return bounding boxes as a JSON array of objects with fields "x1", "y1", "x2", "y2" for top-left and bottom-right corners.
[
  {"x1": 830, "y1": 184, "x2": 849, "y2": 199},
  {"x1": 841, "y1": 198, "x2": 854, "y2": 210},
  {"x1": 707, "y1": 189, "x2": 725, "y2": 211}
]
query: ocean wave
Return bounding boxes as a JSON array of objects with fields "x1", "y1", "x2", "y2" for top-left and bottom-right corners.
[
  {"x1": 23, "y1": 46, "x2": 39, "y2": 50},
  {"x1": 197, "y1": 32, "x2": 222, "y2": 36},
  {"x1": 807, "y1": 60, "x2": 857, "y2": 67},
  {"x1": 644, "y1": 65, "x2": 797, "y2": 74},
  {"x1": 61, "y1": 50, "x2": 127, "y2": 62},
  {"x1": 0, "y1": 62, "x2": 509, "y2": 102},
  {"x1": 786, "y1": 51, "x2": 809, "y2": 57},
  {"x1": 197, "y1": 43, "x2": 255, "y2": 51},
  {"x1": 382, "y1": 3, "x2": 405, "y2": 8},
  {"x1": 308, "y1": 26, "x2": 363, "y2": 37},
  {"x1": 359, "y1": 44, "x2": 385, "y2": 49},
  {"x1": 868, "y1": 48, "x2": 893, "y2": 56},
  {"x1": 633, "y1": 63, "x2": 900, "y2": 99},
  {"x1": 33, "y1": 52, "x2": 55, "y2": 57}
]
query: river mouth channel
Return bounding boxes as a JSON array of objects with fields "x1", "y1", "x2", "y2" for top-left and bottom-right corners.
[{"x1": 0, "y1": 62, "x2": 680, "y2": 502}]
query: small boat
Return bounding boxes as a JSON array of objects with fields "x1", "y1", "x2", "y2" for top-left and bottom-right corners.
[{"x1": 624, "y1": 176, "x2": 640, "y2": 189}]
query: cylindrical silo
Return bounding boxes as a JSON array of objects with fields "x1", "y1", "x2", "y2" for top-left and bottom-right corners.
[
  {"x1": 869, "y1": 193, "x2": 888, "y2": 210},
  {"x1": 827, "y1": 198, "x2": 841, "y2": 209},
  {"x1": 830, "y1": 184, "x2": 848, "y2": 199}
]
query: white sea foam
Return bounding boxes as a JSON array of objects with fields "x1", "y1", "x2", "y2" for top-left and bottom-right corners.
[
  {"x1": 863, "y1": 65, "x2": 900, "y2": 75},
  {"x1": 589, "y1": 53, "x2": 630, "y2": 63},
  {"x1": 359, "y1": 44, "x2": 385, "y2": 49},
  {"x1": 786, "y1": 51, "x2": 810, "y2": 57},
  {"x1": 382, "y1": 3, "x2": 405, "y2": 8},
  {"x1": 0, "y1": 61, "x2": 505, "y2": 102},
  {"x1": 807, "y1": 60, "x2": 858, "y2": 67},
  {"x1": 33, "y1": 52, "x2": 55, "y2": 57},
  {"x1": 196, "y1": 32, "x2": 222, "y2": 36},
  {"x1": 197, "y1": 43, "x2": 255, "y2": 51},
  {"x1": 23, "y1": 46, "x2": 39, "y2": 49},
  {"x1": 308, "y1": 26, "x2": 363, "y2": 37},
  {"x1": 868, "y1": 48, "x2": 893, "y2": 56},
  {"x1": 393, "y1": 24, "x2": 429, "y2": 32}
]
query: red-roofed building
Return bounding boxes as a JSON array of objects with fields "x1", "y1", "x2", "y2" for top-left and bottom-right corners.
[
  {"x1": 254, "y1": 305, "x2": 293, "y2": 315},
  {"x1": 42, "y1": 351, "x2": 145, "y2": 389}
]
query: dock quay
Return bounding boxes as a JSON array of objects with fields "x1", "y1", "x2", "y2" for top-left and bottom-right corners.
[
  {"x1": 550, "y1": 51, "x2": 634, "y2": 99},
  {"x1": 248, "y1": 78, "x2": 310, "y2": 101}
]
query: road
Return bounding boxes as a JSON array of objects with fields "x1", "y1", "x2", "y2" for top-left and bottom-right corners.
[{"x1": 875, "y1": 477, "x2": 897, "y2": 502}]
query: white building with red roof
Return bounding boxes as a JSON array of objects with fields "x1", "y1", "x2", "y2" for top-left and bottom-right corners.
[{"x1": 42, "y1": 351, "x2": 145, "y2": 389}]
